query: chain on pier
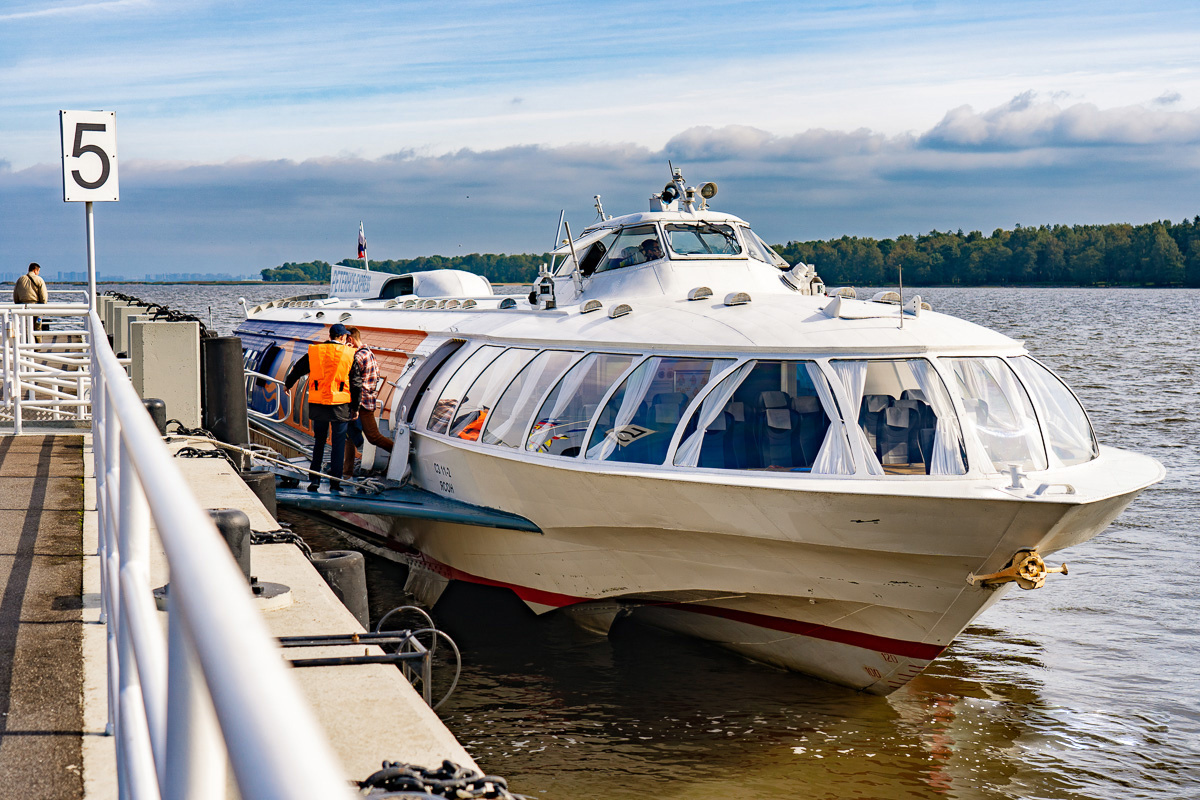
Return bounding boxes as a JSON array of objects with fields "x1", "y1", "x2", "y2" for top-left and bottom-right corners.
[
  {"x1": 358, "y1": 759, "x2": 527, "y2": 799},
  {"x1": 101, "y1": 291, "x2": 216, "y2": 339}
]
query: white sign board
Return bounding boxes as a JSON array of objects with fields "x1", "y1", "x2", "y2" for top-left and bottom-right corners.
[{"x1": 60, "y1": 110, "x2": 119, "y2": 202}]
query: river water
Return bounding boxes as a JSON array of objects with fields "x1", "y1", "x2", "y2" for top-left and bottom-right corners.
[{"x1": 104, "y1": 283, "x2": 1199, "y2": 799}]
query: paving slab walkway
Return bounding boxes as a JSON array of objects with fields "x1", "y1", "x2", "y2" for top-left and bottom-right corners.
[{"x1": 0, "y1": 434, "x2": 85, "y2": 799}]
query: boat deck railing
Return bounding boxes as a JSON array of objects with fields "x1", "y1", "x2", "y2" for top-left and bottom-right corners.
[
  {"x1": 31, "y1": 303, "x2": 355, "y2": 799},
  {"x1": 245, "y1": 368, "x2": 293, "y2": 422}
]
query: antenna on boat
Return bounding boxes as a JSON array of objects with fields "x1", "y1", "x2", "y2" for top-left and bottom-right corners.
[
  {"x1": 544, "y1": 210, "x2": 565, "y2": 277},
  {"x1": 593, "y1": 195, "x2": 609, "y2": 221},
  {"x1": 897, "y1": 262, "x2": 905, "y2": 329},
  {"x1": 564, "y1": 220, "x2": 582, "y2": 294}
]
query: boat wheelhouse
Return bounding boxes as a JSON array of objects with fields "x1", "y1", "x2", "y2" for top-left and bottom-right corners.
[{"x1": 236, "y1": 171, "x2": 1163, "y2": 694}]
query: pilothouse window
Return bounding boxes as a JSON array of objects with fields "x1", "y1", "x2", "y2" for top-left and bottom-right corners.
[
  {"x1": 595, "y1": 226, "x2": 663, "y2": 274},
  {"x1": 742, "y1": 227, "x2": 788, "y2": 267},
  {"x1": 586, "y1": 356, "x2": 734, "y2": 465},
  {"x1": 665, "y1": 223, "x2": 742, "y2": 256}
]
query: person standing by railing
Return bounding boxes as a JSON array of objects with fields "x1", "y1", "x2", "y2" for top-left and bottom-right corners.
[
  {"x1": 342, "y1": 326, "x2": 394, "y2": 477},
  {"x1": 284, "y1": 323, "x2": 362, "y2": 492},
  {"x1": 13, "y1": 262, "x2": 48, "y2": 330}
]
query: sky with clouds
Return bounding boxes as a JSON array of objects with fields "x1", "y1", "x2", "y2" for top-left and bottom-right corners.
[{"x1": 3, "y1": 0, "x2": 1200, "y2": 277}]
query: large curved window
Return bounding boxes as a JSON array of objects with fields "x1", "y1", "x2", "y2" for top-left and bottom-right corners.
[
  {"x1": 948, "y1": 357, "x2": 1046, "y2": 473},
  {"x1": 674, "y1": 360, "x2": 841, "y2": 472},
  {"x1": 1010, "y1": 356, "x2": 1098, "y2": 466},
  {"x1": 426, "y1": 345, "x2": 503, "y2": 434},
  {"x1": 830, "y1": 358, "x2": 966, "y2": 475},
  {"x1": 481, "y1": 350, "x2": 580, "y2": 448},
  {"x1": 586, "y1": 356, "x2": 734, "y2": 465},
  {"x1": 448, "y1": 348, "x2": 537, "y2": 441},
  {"x1": 526, "y1": 353, "x2": 638, "y2": 456}
]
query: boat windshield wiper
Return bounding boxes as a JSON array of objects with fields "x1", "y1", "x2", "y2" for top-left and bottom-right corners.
[{"x1": 696, "y1": 221, "x2": 739, "y2": 252}]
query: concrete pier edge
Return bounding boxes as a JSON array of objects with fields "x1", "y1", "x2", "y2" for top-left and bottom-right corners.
[{"x1": 77, "y1": 431, "x2": 476, "y2": 798}]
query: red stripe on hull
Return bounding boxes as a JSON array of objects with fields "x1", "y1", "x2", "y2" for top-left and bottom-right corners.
[
  {"x1": 414, "y1": 548, "x2": 945, "y2": 662},
  {"x1": 669, "y1": 603, "x2": 945, "y2": 662},
  {"x1": 318, "y1": 512, "x2": 948, "y2": 663}
]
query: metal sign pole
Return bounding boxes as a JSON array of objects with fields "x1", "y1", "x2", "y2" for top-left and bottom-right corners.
[{"x1": 86, "y1": 201, "x2": 97, "y2": 310}]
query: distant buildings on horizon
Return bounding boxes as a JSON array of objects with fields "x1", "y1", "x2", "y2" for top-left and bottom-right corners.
[{"x1": 0, "y1": 269, "x2": 259, "y2": 283}]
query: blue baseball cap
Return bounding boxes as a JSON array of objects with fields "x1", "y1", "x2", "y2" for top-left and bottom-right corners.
[{"x1": 329, "y1": 323, "x2": 349, "y2": 338}]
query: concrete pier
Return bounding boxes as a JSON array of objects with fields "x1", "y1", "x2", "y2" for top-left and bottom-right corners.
[
  {"x1": 0, "y1": 428, "x2": 476, "y2": 799},
  {"x1": 0, "y1": 434, "x2": 84, "y2": 799}
]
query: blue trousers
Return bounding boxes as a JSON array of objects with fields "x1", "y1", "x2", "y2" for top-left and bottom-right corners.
[{"x1": 310, "y1": 418, "x2": 348, "y2": 486}]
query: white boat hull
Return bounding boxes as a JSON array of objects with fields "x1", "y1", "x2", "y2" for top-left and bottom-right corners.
[{"x1": 295, "y1": 433, "x2": 1151, "y2": 694}]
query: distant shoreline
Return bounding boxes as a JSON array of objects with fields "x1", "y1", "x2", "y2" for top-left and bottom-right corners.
[{"x1": 11, "y1": 280, "x2": 1195, "y2": 290}]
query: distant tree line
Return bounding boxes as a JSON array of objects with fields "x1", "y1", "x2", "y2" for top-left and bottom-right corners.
[
  {"x1": 777, "y1": 218, "x2": 1200, "y2": 287},
  {"x1": 261, "y1": 253, "x2": 552, "y2": 284},
  {"x1": 261, "y1": 217, "x2": 1200, "y2": 287}
]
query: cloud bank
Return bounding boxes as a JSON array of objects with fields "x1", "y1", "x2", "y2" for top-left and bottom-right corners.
[{"x1": 3, "y1": 95, "x2": 1199, "y2": 277}]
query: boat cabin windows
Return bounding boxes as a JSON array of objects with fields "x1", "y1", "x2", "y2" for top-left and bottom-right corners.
[
  {"x1": 448, "y1": 348, "x2": 538, "y2": 441},
  {"x1": 674, "y1": 360, "x2": 838, "y2": 472},
  {"x1": 1010, "y1": 356, "x2": 1099, "y2": 466},
  {"x1": 427, "y1": 345, "x2": 504, "y2": 435},
  {"x1": 586, "y1": 356, "x2": 735, "y2": 465},
  {"x1": 664, "y1": 223, "x2": 742, "y2": 257},
  {"x1": 594, "y1": 226, "x2": 663, "y2": 274},
  {"x1": 481, "y1": 350, "x2": 581, "y2": 448},
  {"x1": 526, "y1": 353, "x2": 638, "y2": 456},
  {"x1": 830, "y1": 359, "x2": 966, "y2": 476},
  {"x1": 948, "y1": 357, "x2": 1047, "y2": 473}
]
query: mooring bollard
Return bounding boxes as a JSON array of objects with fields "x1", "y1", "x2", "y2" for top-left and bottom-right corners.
[
  {"x1": 209, "y1": 508, "x2": 252, "y2": 584},
  {"x1": 240, "y1": 468, "x2": 277, "y2": 520},
  {"x1": 200, "y1": 335, "x2": 250, "y2": 467},
  {"x1": 311, "y1": 550, "x2": 370, "y2": 628},
  {"x1": 142, "y1": 397, "x2": 167, "y2": 435}
]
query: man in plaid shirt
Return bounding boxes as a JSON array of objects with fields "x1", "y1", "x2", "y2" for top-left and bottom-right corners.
[{"x1": 343, "y1": 327, "x2": 394, "y2": 476}]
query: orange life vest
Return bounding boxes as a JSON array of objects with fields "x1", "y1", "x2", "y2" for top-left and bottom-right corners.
[
  {"x1": 457, "y1": 409, "x2": 488, "y2": 441},
  {"x1": 307, "y1": 342, "x2": 355, "y2": 405}
]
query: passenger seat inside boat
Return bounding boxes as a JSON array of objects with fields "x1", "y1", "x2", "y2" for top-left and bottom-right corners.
[{"x1": 857, "y1": 390, "x2": 938, "y2": 474}]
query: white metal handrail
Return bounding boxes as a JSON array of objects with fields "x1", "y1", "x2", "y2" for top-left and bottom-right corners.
[
  {"x1": 0, "y1": 304, "x2": 93, "y2": 432},
  {"x1": 89, "y1": 308, "x2": 353, "y2": 800}
]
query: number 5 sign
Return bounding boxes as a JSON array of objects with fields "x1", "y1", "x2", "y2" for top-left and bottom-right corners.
[{"x1": 60, "y1": 110, "x2": 119, "y2": 202}]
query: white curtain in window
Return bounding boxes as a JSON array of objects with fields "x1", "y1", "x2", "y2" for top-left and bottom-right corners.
[
  {"x1": 587, "y1": 358, "x2": 659, "y2": 460},
  {"x1": 909, "y1": 360, "x2": 965, "y2": 475},
  {"x1": 674, "y1": 361, "x2": 756, "y2": 467},
  {"x1": 829, "y1": 361, "x2": 885, "y2": 476},
  {"x1": 525, "y1": 354, "x2": 596, "y2": 450},
  {"x1": 545, "y1": 355, "x2": 595, "y2": 421},
  {"x1": 1011, "y1": 357, "x2": 1096, "y2": 466},
  {"x1": 806, "y1": 363, "x2": 854, "y2": 475},
  {"x1": 954, "y1": 358, "x2": 1045, "y2": 471},
  {"x1": 485, "y1": 353, "x2": 571, "y2": 447}
]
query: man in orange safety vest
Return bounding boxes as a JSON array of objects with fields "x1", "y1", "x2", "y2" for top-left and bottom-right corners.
[{"x1": 285, "y1": 323, "x2": 363, "y2": 492}]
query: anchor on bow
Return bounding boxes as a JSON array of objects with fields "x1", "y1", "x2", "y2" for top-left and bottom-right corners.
[{"x1": 967, "y1": 549, "x2": 1068, "y2": 590}]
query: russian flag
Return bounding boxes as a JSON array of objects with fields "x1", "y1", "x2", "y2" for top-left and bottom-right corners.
[{"x1": 357, "y1": 222, "x2": 366, "y2": 260}]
